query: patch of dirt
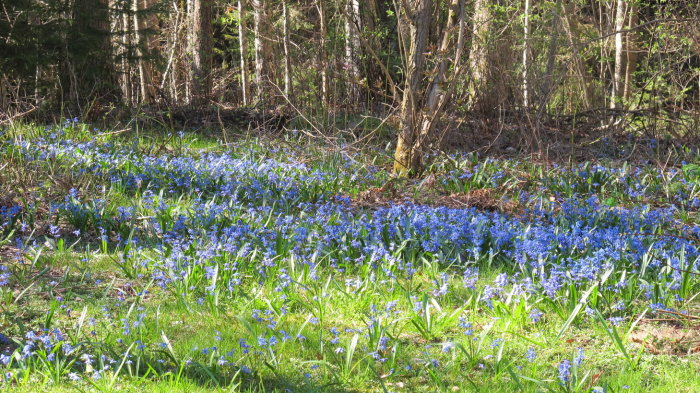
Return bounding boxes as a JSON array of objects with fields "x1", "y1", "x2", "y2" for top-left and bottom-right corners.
[
  {"x1": 431, "y1": 189, "x2": 517, "y2": 212},
  {"x1": 630, "y1": 323, "x2": 700, "y2": 356},
  {"x1": 0, "y1": 193, "x2": 17, "y2": 208},
  {"x1": 0, "y1": 245, "x2": 22, "y2": 262},
  {"x1": 0, "y1": 338, "x2": 17, "y2": 357},
  {"x1": 350, "y1": 179, "x2": 517, "y2": 214}
]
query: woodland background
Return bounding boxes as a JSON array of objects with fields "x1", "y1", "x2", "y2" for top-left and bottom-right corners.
[{"x1": 1, "y1": 0, "x2": 699, "y2": 173}]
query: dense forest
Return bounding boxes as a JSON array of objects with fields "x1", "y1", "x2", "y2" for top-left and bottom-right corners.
[{"x1": 2, "y1": 0, "x2": 699, "y2": 173}]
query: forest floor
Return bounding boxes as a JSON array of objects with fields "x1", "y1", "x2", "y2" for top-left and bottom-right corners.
[{"x1": 0, "y1": 121, "x2": 699, "y2": 392}]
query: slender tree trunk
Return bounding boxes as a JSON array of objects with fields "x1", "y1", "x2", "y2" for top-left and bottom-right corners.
[
  {"x1": 418, "y1": 0, "x2": 466, "y2": 146},
  {"x1": 188, "y1": 0, "x2": 213, "y2": 104},
  {"x1": 522, "y1": 0, "x2": 530, "y2": 109},
  {"x1": 468, "y1": 0, "x2": 492, "y2": 112},
  {"x1": 317, "y1": 0, "x2": 328, "y2": 107},
  {"x1": 393, "y1": 0, "x2": 432, "y2": 176},
  {"x1": 344, "y1": 0, "x2": 361, "y2": 106},
  {"x1": 121, "y1": 3, "x2": 133, "y2": 104},
  {"x1": 561, "y1": 2, "x2": 592, "y2": 110},
  {"x1": 541, "y1": 0, "x2": 559, "y2": 105},
  {"x1": 161, "y1": 0, "x2": 182, "y2": 103},
  {"x1": 239, "y1": 0, "x2": 250, "y2": 105},
  {"x1": 133, "y1": 0, "x2": 147, "y2": 103},
  {"x1": 0, "y1": 76, "x2": 7, "y2": 114},
  {"x1": 68, "y1": 0, "x2": 114, "y2": 105},
  {"x1": 137, "y1": 0, "x2": 159, "y2": 103},
  {"x1": 623, "y1": 3, "x2": 638, "y2": 105},
  {"x1": 283, "y1": 2, "x2": 292, "y2": 98},
  {"x1": 611, "y1": 0, "x2": 625, "y2": 109},
  {"x1": 252, "y1": 0, "x2": 265, "y2": 105}
]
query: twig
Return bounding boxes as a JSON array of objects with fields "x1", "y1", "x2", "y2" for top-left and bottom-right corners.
[
  {"x1": 0, "y1": 105, "x2": 37, "y2": 125},
  {"x1": 655, "y1": 309, "x2": 700, "y2": 320},
  {"x1": 95, "y1": 128, "x2": 132, "y2": 137}
]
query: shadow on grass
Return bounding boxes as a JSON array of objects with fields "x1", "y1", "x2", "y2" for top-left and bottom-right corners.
[{"x1": 166, "y1": 362, "x2": 363, "y2": 393}]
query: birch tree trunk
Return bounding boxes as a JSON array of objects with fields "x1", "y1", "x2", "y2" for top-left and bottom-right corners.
[
  {"x1": 611, "y1": 0, "x2": 625, "y2": 109},
  {"x1": 133, "y1": 0, "x2": 147, "y2": 103},
  {"x1": 283, "y1": 2, "x2": 292, "y2": 98},
  {"x1": 239, "y1": 0, "x2": 250, "y2": 105},
  {"x1": 344, "y1": 0, "x2": 361, "y2": 106},
  {"x1": 317, "y1": 0, "x2": 328, "y2": 107},
  {"x1": 253, "y1": 0, "x2": 265, "y2": 104}
]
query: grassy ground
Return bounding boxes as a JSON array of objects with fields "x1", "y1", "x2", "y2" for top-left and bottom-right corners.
[{"x1": 0, "y1": 121, "x2": 699, "y2": 392}]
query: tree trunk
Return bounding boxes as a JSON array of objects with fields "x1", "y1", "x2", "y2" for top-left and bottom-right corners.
[
  {"x1": 468, "y1": 0, "x2": 497, "y2": 113},
  {"x1": 611, "y1": 0, "x2": 625, "y2": 109},
  {"x1": 417, "y1": 0, "x2": 466, "y2": 147},
  {"x1": 522, "y1": 0, "x2": 530, "y2": 109},
  {"x1": 540, "y1": 0, "x2": 559, "y2": 106},
  {"x1": 252, "y1": 0, "x2": 266, "y2": 105},
  {"x1": 344, "y1": 0, "x2": 361, "y2": 106},
  {"x1": 133, "y1": 0, "x2": 147, "y2": 103},
  {"x1": 393, "y1": 0, "x2": 432, "y2": 176},
  {"x1": 188, "y1": 0, "x2": 213, "y2": 104},
  {"x1": 160, "y1": 0, "x2": 183, "y2": 103},
  {"x1": 283, "y1": 2, "x2": 292, "y2": 98},
  {"x1": 561, "y1": 2, "x2": 592, "y2": 110},
  {"x1": 317, "y1": 0, "x2": 328, "y2": 107},
  {"x1": 114, "y1": 0, "x2": 133, "y2": 104},
  {"x1": 623, "y1": 3, "x2": 638, "y2": 105},
  {"x1": 239, "y1": 0, "x2": 250, "y2": 105},
  {"x1": 69, "y1": 0, "x2": 115, "y2": 105},
  {"x1": 145, "y1": 0, "x2": 161, "y2": 102},
  {"x1": 0, "y1": 76, "x2": 7, "y2": 115}
]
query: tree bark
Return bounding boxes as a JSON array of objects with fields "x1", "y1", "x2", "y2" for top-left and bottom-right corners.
[
  {"x1": 393, "y1": 0, "x2": 432, "y2": 176},
  {"x1": 317, "y1": 0, "x2": 328, "y2": 107},
  {"x1": 540, "y1": 0, "x2": 559, "y2": 106},
  {"x1": 283, "y1": 2, "x2": 292, "y2": 98},
  {"x1": 393, "y1": 0, "x2": 467, "y2": 176},
  {"x1": 69, "y1": 0, "x2": 115, "y2": 105},
  {"x1": 623, "y1": 3, "x2": 638, "y2": 105},
  {"x1": 188, "y1": 0, "x2": 213, "y2": 104},
  {"x1": 468, "y1": 0, "x2": 491, "y2": 112},
  {"x1": 252, "y1": 0, "x2": 266, "y2": 105},
  {"x1": 417, "y1": 0, "x2": 466, "y2": 147},
  {"x1": 611, "y1": 0, "x2": 625, "y2": 109},
  {"x1": 133, "y1": 0, "x2": 147, "y2": 103},
  {"x1": 141, "y1": 0, "x2": 160, "y2": 103},
  {"x1": 561, "y1": 2, "x2": 592, "y2": 110},
  {"x1": 344, "y1": 0, "x2": 361, "y2": 106},
  {"x1": 522, "y1": 0, "x2": 530, "y2": 109},
  {"x1": 239, "y1": 0, "x2": 250, "y2": 105}
]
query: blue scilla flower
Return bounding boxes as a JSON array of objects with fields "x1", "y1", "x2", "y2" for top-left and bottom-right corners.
[
  {"x1": 525, "y1": 348, "x2": 536, "y2": 362},
  {"x1": 574, "y1": 347, "x2": 584, "y2": 366},
  {"x1": 558, "y1": 359, "x2": 572, "y2": 384},
  {"x1": 528, "y1": 308, "x2": 544, "y2": 323}
]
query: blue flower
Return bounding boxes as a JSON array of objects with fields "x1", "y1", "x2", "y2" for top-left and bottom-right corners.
[{"x1": 558, "y1": 359, "x2": 571, "y2": 384}]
